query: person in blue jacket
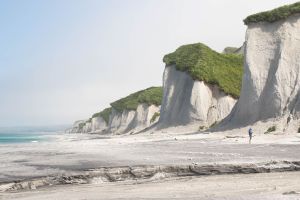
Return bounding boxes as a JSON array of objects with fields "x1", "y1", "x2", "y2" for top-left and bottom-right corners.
[{"x1": 248, "y1": 128, "x2": 253, "y2": 144}]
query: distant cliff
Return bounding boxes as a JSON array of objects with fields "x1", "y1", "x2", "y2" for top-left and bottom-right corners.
[{"x1": 67, "y1": 87, "x2": 162, "y2": 134}]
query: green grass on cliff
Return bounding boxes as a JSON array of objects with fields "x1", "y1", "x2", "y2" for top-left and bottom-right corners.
[
  {"x1": 89, "y1": 87, "x2": 162, "y2": 123},
  {"x1": 244, "y1": 2, "x2": 300, "y2": 25},
  {"x1": 163, "y1": 43, "x2": 243, "y2": 98},
  {"x1": 110, "y1": 87, "x2": 163, "y2": 113},
  {"x1": 92, "y1": 107, "x2": 112, "y2": 124}
]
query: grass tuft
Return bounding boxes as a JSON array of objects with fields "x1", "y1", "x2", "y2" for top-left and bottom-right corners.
[
  {"x1": 150, "y1": 112, "x2": 160, "y2": 123},
  {"x1": 209, "y1": 121, "x2": 218, "y2": 128},
  {"x1": 265, "y1": 126, "x2": 276, "y2": 134}
]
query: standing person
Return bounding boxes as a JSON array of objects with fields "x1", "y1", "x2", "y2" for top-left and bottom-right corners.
[{"x1": 248, "y1": 128, "x2": 253, "y2": 144}]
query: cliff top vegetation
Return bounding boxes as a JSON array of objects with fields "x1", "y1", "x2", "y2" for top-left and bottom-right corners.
[
  {"x1": 87, "y1": 87, "x2": 162, "y2": 125},
  {"x1": 244, "y1": 2, "x2": 300, "y2": 25},
  {"x1": 110, "y1": 87, "x2": 163, "y2": 113},
  {"x1": 92, "y1": 107, "x2": 112, "y2": 124},
  {"x1": 163, "y1": 43, "x2": 243, "y2": 98}
]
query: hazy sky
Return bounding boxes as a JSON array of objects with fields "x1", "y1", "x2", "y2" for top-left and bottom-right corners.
[{"x1": 0, "y1": 0, "x2": 297, "y2": 127}]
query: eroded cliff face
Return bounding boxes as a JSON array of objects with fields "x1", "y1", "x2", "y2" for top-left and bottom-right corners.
[
  {"x1": 67, "y1": 117, "x2": 107, "y2": 134},
  {"x1": 108, "y1": 104, "x2": 160, "y2": 134},
  {"x1": 66, "y1": 120, "x2": 85, "y2": 133},
  {"x1": 108, "y1": 108, "x2": 136, "y2": 134},
  {"x1": 220, "y1": 14, "x2": 300, "y2": 131},
  {"x1": 91, "y1": 117, "x2": 107, "y2": 132},
  {"x1": 69, "y1": 104, "x2": 160, "y2": 134},
  {"x1": 157, "y1": 65, "x2": 237, "y2": 130}
]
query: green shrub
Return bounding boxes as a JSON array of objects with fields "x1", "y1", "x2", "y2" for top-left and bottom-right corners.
[
  {"x1": 244, "y1": 2, "x2": 300, "y2": 25},
  {"x1": 111, "y1": 87, "x2": 163, "y2": 113},
  {"x1": 163, "y1": 43, "x2": 243, "y2": 98},
  {"x1": 199, "y1": 125, "x2": 207, "y2": 131},
  {"x1": 150, "y1": 112, "x2": 160, "y2": 123},
  {"x1": 265, "y1": 126, "x2": 276, "y2": 134},
  {"x1": 298, "y1": 127, "x2": 300, "y2": 133},
  {"x1": 92, "y1": 107, "x2": 112, "y2": 124},
  {"x1": 210, "y1": 121, "x2": 218, "y2": 128}
]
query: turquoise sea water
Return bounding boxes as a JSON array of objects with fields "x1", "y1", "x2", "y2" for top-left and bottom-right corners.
[
  {"x1": 0, "y1": 133, "x2": 47, "y2": 144},
  {"x1": 0, "y1": 126, "x2": 67, "y2": 144}
]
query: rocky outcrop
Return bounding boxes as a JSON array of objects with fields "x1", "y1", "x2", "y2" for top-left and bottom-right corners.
[
  {"x1": 91, "y1": 117, "x2": 107, "y2": 132},
  {"x1": 67, "y1": 118, "x2": 107, "y2": 134},
  {"x1": 66, "y1": 120, "x2": 85, "y2": 133},
  {"x1": 219, "y1": 14, "x2": 300, "y2": 131},
  {"x1": 108, "y1": 104, "x2": 160, "y2": 134},
  {"x1": 156, "y1": 66, "x2": 237, "y2": 130},
  {"x1": 68, "y1": 104, "x2": 160, "y2": 134}
]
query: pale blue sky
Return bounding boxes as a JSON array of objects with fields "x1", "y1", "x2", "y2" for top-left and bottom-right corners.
[{"x1": 0, "y1": 0, "x2": 297, "y2": 126}]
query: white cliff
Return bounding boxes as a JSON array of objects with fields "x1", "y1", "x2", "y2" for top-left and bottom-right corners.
[
  {"x1": 107, "y1": 108, "x2": 136, "y2": 134},
  {"x1": 156, "y1": 65, "x2": 237, "y2": 131},
  {"x1": 91, "y1": 117, "x2": 107, "y2": 132},
  {"x1": 108, "y1": 104, "x2": 160, "y2": 134},
  {"x1": 66, "y1": 120, "x2": 85, "y2": 133},
  {"x1": 69, "y1": 104, "x2": 160, "y2": 134},
  {"x1": 220, "y1": 14, "x2": 300, "y2": 132},
  {"x1": 68, "y1": 117, "x2": 107, "y2": 134}
]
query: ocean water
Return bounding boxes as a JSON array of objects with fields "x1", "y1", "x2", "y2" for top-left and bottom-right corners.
[
  {"x1": 0, "y1": 133, "x2": 45, "y2": 144},
  {"x1": 0, "y1": 126, "x2": 67, "y2": 144}
]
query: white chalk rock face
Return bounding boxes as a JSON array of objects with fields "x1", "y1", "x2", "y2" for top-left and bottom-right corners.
[
  {"x1": 68, "y1": 104, "x2": 160, "y2": 134},
  {"x1": 158, "y1": 65, "x2": 237, "y2": 129},
  {"x1": 107, "y1": 104, "x2": 160, "y2": 134},
  {"x1": 68, "y1": 117, "x2": 107, "y2": 134},
  {"x1": 82, "y1": 122, "x2": 92, "y2": 133},
  {"x1": 108, "y1": 108, "x2": 136, "y2": 134},
  {"x1": 222, "y1": 14, "x2": 300, "y2": 128},
  {"x1": 126, "y1": 104, "x2": 160, "y2": 132},
  {"x1": 66, "y1": 120, "x2": 85, "y2": 133},
  {"x1": 91, "y1": 117, "x2": 107, "y2": 132}
]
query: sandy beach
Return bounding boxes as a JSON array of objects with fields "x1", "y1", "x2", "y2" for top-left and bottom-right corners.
[{"x1": 1, "y1": 131, "x2": 300, "y2": 199}]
